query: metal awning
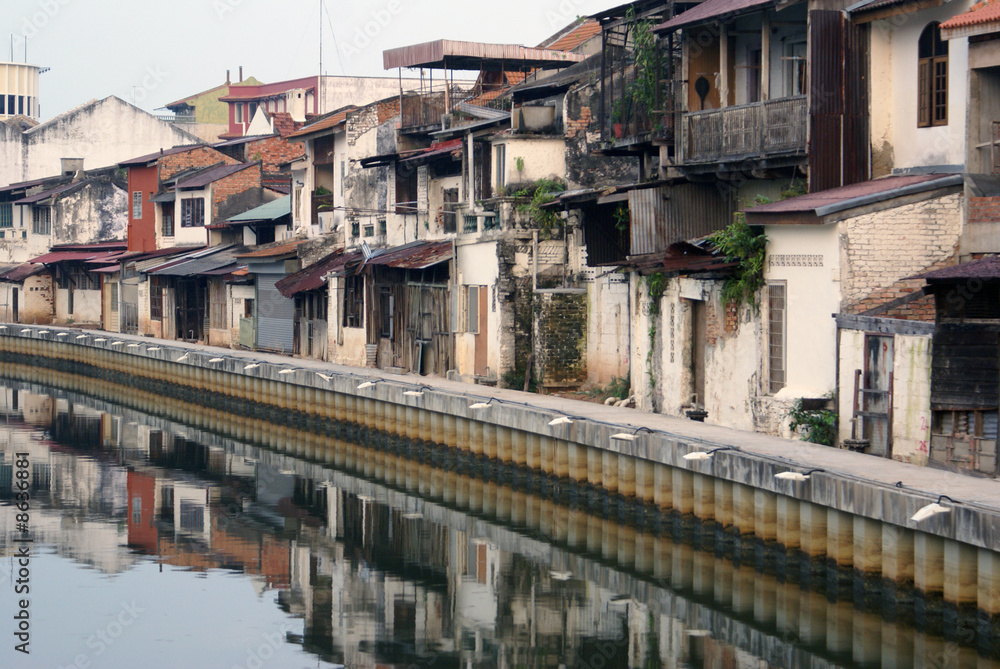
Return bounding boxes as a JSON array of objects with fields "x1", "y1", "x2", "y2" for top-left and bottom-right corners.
[{"x1": 383, "y1": 40, "x2": 585, "y2": 71}]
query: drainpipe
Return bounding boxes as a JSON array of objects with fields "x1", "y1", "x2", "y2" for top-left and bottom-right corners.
[{"x1": 532, "y1": 229, "x2": 538, "y2": 293}]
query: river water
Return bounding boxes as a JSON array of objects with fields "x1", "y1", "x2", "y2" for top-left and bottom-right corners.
[{"x1": 0, "y1": 378, "x2": 995, "y2": 669}]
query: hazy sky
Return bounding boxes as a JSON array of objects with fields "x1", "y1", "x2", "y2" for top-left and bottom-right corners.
[{"x1": 2, "y1": 0, "x2": 612, "y2": 120}]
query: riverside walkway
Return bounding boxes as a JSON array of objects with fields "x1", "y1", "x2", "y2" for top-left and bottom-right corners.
[{"x1": 5, "y1": 322, "x2": 1000, "y2": 630}]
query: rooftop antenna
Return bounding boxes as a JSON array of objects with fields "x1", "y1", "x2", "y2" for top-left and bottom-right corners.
[{"x1": 318, "y1": 0, "x2": 324, "y2": 115}]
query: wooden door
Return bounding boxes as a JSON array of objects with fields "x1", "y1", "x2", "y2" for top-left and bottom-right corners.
[
  {"x1": 474, "y1": 286, "x2": 488, "y2": 378},
  {"x1": 862, "y1": 335, "x2": 893, "y2": 457}
]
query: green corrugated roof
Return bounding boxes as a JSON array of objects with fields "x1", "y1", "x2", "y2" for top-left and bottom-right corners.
[{"x1": 227, "y1": 195, "x2": 291, "y2": 222}]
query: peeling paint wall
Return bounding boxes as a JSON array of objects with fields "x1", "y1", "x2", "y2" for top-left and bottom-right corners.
[
  {"x1": 54, "y1": 179, "x2": 127, "y2": 245},
  {"x1": 21, "y1": 273, "x2": 53, "y2": 325},
  {"x1": 21, "y1": 97, "x2": 201, "y2": 181},
  {"x1": 838, "y1": 330, "x2": 932, "y2": 464},
  {"x1": 564, "y1": 81, "x2": 638, "y2": 188},
  {"x1": 868, "y1": 2, "x2": 972, "y2": 173},
  {"x1": 631, "y1": 274, "x2": 769, "y2": 432}
]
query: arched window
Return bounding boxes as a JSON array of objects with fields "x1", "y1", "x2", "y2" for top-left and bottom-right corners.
[{"x1": 918, "y1": 22, "x2": 948, "y2": 127}]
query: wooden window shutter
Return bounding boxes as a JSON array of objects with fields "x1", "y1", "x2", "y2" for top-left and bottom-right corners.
[{"x1": 918, "y1": 59, "x2": 931, "y2": 128}]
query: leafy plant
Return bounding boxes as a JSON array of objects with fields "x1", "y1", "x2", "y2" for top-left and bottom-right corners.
[
  {"x1": 605, "y1": 375, "x2": 630, "y2": 400},
  {"x1": 787, "y1": 395, "x2": 837, "y2": 446},
  {"x1": 709, "y1": 215, "x2": 767, "y2": 310},
  {"x1": 514, "y1": 156, "x2": 525, "y2": 173},
  {"x1": 314, "y1": 185, "x2": 332, "y2": 196},
  {"x1": 627, "y1": 8, "x2": 661, "y2": 124},
  {"x1": 644, "y1": 272, "x2": 666, "y2": 315},
  {"x1": 613, "y1": 203, "x2": 629, "y2": 232},
  {"x1": 515, "y1": 178, "x2": 565, "y2": 235}
]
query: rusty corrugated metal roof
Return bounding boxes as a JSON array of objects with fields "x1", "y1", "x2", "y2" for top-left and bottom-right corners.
[
  {"x1": 0, "y1": 263, "x2": 46, "y2": 282},
  {"x1": 914, "y1": 256, "x2": 1000, "y2": 281},
  {"x1": 275, "y1": 249, "x2": 346, "y2": 297},
  {"x1": 366, "y1": 240, "x2": 453, "y2": 270},
  {"x1": 235, "y1": 239, "x2": 305, "y2": 259},
  {"x1": 655, "y1": 0, "x2": 772, "y2": 31},
  {"x1": 176, "y1": 162, "x2": 257, "y2": 190},
  {"x1": 287, "y1": 107, "x2": 356, "y2": 139},
  {"x1": 744, "y1": 174, "x2": 961, "y2": 220},
  {"x1": 383, "y1": 40, "x2": 585, "y2": 70},
  {"x1": 118, "y1": 144, "x2": 206, "y2": 167}
]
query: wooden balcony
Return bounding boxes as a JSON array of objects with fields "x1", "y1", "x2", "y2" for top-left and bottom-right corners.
[{"x1": 683, "y1": 96, "x2": 807, "y2": 164}]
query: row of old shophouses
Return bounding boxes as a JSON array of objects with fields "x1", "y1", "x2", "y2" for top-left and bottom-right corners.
[{"x1": 2, "y1": 0, "x2": 1000, "y2": 475}]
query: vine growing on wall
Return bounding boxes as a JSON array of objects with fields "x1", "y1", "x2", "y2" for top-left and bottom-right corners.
[
  {"x1": 643, "y1": 272, "x2": 666, "y2": 396},
  {"x1": 708, "y1": 214, "x2": 767, "y2": 310}
]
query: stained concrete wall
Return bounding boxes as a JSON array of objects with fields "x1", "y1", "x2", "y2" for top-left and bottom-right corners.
[
  {"x1": 839, "y1": 329, "x2": 933, "y2": 464},
  {"x1": 634, "y1": 275, "x2": 766, "y2": 432},
  {"x1": 20, "y1": 96, "x2": 201, "y2": 180},
  {"x1": 763, "y1": 224, "x2": 841, "y2": 398},
  {"x1": 868, "y1": 1, "x2": 972, "y2": 175},
  {"x1": 492, "y1": 137, "x2": 566, "y2": 190},
  {"x1": 583, "y1": 272, "x2": 630, "y2": 387}
]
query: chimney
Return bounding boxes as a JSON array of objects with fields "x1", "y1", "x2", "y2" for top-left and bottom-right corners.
[
  {"x1": 61, "y1": 158, "x2": 84, "y2": 176},
  {"x1": 239, "y1": 66, "x2": 243, "y2": 82},
  {"x1": 226, "y1": 69, "x2": 231, "y2": 85}
]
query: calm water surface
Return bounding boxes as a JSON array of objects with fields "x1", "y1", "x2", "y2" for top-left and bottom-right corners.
[{"x1": 0, "y1": 378, "x2": 994, "y2": 669}]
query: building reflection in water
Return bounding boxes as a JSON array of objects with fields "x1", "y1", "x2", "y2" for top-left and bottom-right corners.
[{"x1": 0, "y1": 381, "x2": 993, "y2": 669}]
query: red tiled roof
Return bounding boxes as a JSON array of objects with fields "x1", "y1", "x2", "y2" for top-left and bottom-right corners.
[
  {"x1": 656, "y1": 0, "x2": 773, "y2": 31},
  {"x1": 941, "y1": 0, "x2": 1000, "y2": 31},
  {"x1": 269, "y1": 112, "x2": 303, "y2": 138},
  {"x1": 543, "y1": 19, "x2": 601, "y2": 52}
]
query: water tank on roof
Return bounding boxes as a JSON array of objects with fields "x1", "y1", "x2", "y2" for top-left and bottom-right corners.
[{"x1": 0, "y1": 62, "x2": 42, "y2": 121}]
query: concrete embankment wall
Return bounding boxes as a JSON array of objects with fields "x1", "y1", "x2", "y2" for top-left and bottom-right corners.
[{"x1": 5, "y1": 326, "x2": 1000, "y2": 639}]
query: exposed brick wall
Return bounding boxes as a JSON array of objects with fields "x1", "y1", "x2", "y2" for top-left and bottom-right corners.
[
  {"x1": 842, "y1": 192, "x2": 963, "y2": 306},
  {"x1": 348, "y1": 103, "x2": 379, "y2": 146},
  {"x1": 565, "y1": 104, "x2": 592, "y2": 137},
  {"x1": 844, "y1": 255, "x2": 957, "y2": 321},
  {"x1": 211, "y1": 163, "x2": 263, "y2": 221},
  {"x1": 536, "y1": 292, "x2": 587, "y2": 388},
  {"x1": 377, "y1": 99, "x2": 400, "y2": 124},
  {"x1": 969, "y1": 196, "x2": 1000, "y2": 223},
  {"x1": 246, "y1": 136, "x2": 305, "y2": 175},
  {"x1": 159, "y1": 147, "x2": 237, "y2": 183}
]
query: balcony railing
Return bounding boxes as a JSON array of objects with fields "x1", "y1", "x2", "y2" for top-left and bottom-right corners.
[
  {"x1": 683, "y1": 96, "x2": 807, "y2": 164},
  {"x1": 155, "y1": 114, "x2": 196, "y2": 124}
]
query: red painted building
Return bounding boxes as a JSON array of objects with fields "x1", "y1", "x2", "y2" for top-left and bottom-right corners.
[
  {"x1": 219, "y1": 76, "x2": 318, "y2": 139},
  {"x1": 127, "y1": 470, "x2": 159, "y2": 553}
]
